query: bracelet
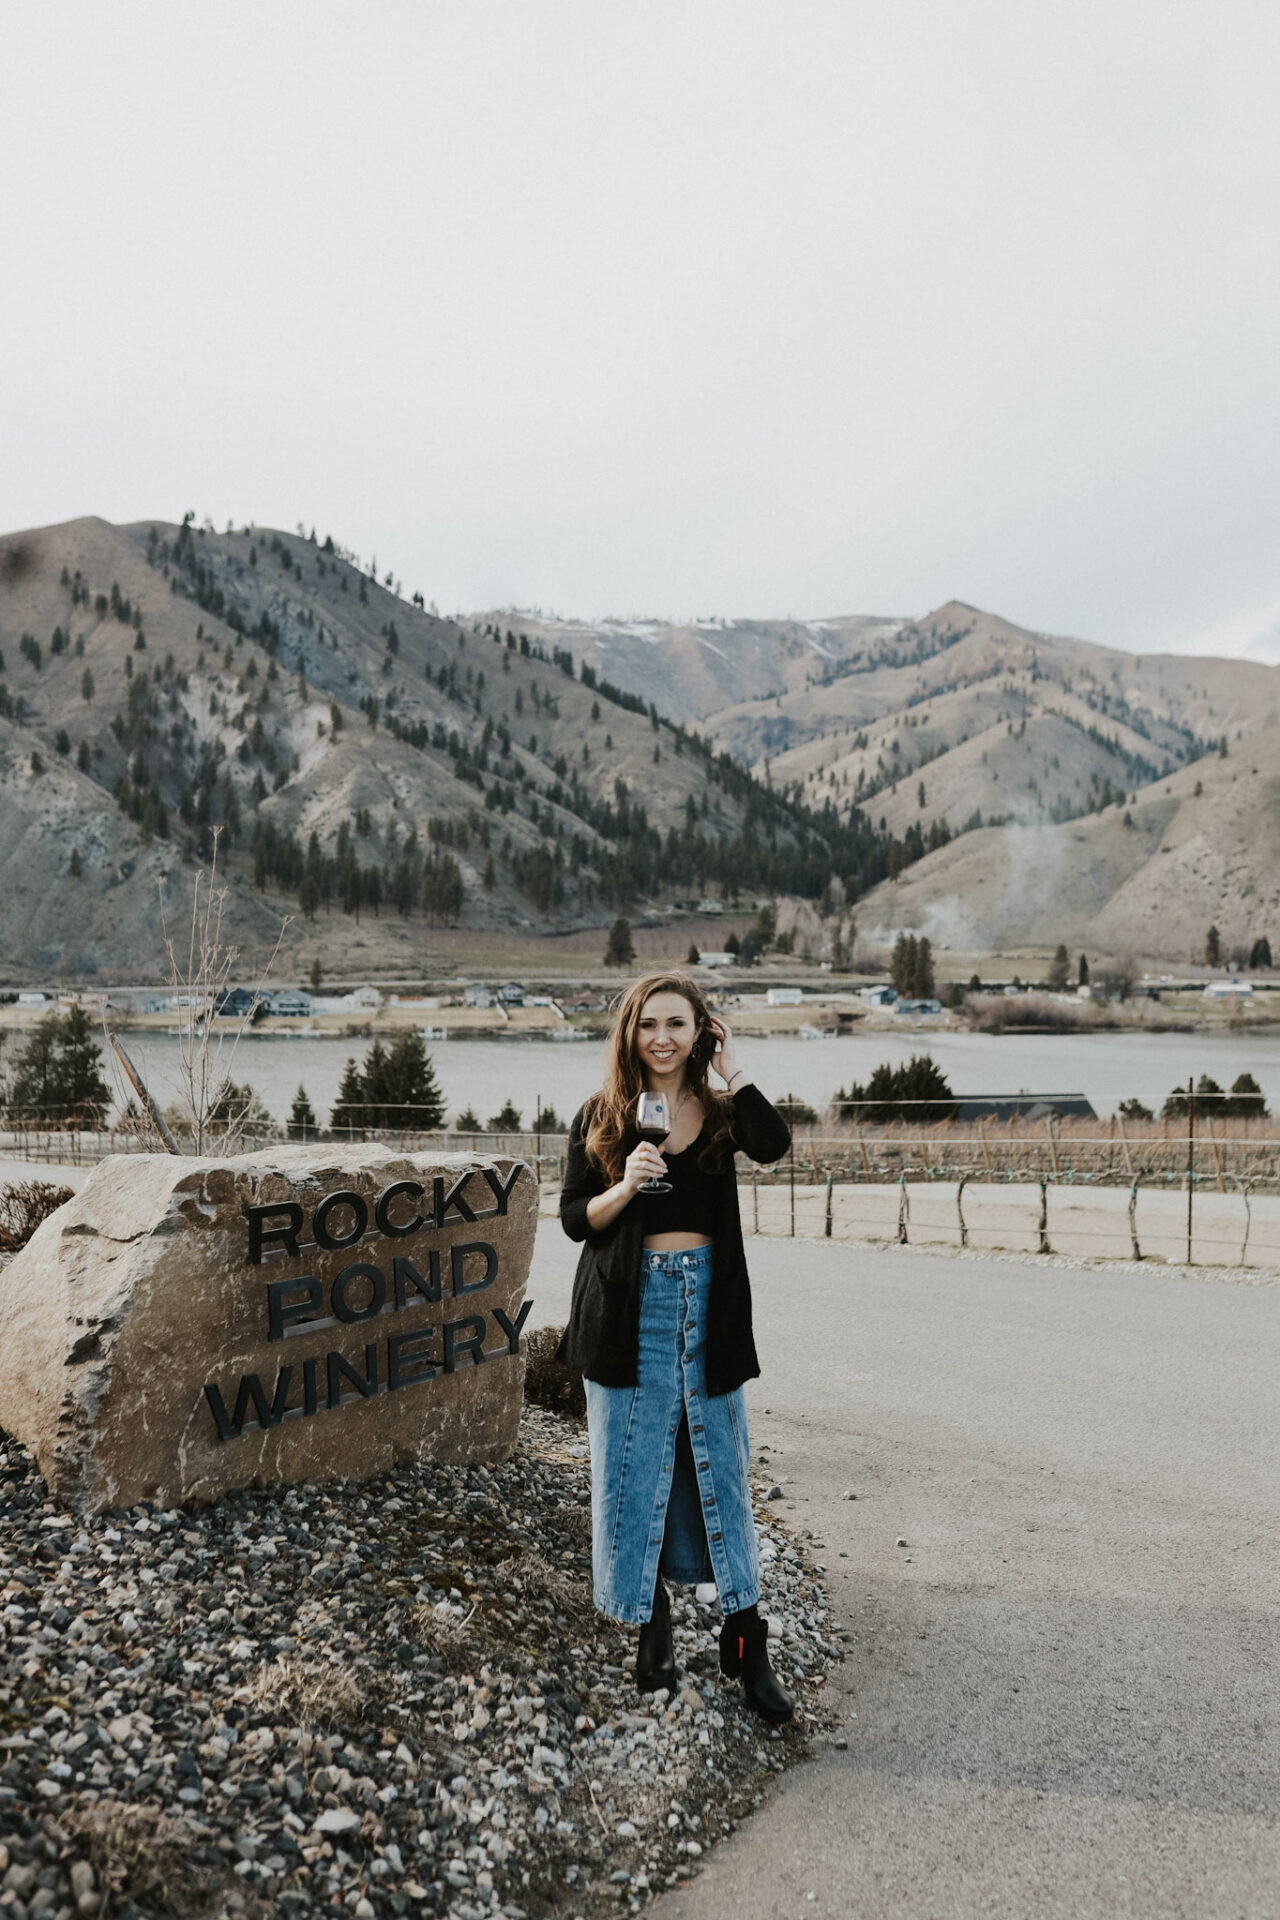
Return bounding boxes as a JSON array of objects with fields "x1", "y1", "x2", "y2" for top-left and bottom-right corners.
[{"x1": 727, "y1": 1070, "x2": 747, "y2": 1090}]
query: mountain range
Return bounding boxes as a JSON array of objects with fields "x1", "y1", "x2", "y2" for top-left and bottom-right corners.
[{"x1": 2, "y1": 514, "x2": 1277, "y2": 982}]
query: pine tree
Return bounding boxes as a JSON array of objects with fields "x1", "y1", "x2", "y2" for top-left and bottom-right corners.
[
  {"x1": 1205, "y1": 924, "x2": 1221, "y2": 967},
  {"x1": 488, "y1": 1099, "x2": 523, "y2": 1131},
  {"x1": 1078, "y1": 953, "x2": 1090, "y2": 986},
  {"x1": 288, "y1": 1085, "x2": 319, "y2": 1141},
  {"x1": 1048, "y1": 943, "x2": 1070, "y2": 991},
  {"x1": 382, "y1": 1030, "x2": 445, "y2": 1130},
  {"x1": 604, "y1": 916, "x2": 636, "y2": 967},
  {"x1": 8, "y1": 1008, "x2": 111, "y2": 1128},
  {"x1": 331, "y1": 1057, "x2": 367, "y2": 1136}
]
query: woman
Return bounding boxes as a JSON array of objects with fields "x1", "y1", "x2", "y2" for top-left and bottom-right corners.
[{"x1": 557, "y1": 970, "x2": 794, "y2": 1722}]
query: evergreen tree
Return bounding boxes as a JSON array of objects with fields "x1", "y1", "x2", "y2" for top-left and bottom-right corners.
[
  {"x1": 288, "y1": 1085, "x2": 319, "y2": 1140},
  {"x1": 488, "y1": 1099, "x2": 523, "y2": 1131},
  {"x1": 890, "y1": 933, "x2": 934, "y2": 998},
  {"x1": 914, "y1": 936, "x2": 935, "y2": 998},
  {"x1": 68, "y1": 848, "x2": 81, "y2": 879},
  {"x1": 603, "y1": 915, "x2": 636, "y2": 967},
  {"x1": 1078, "y1": 953, "x2": 1090, "y2": 986},
  {"x1": 686, "y1": 943, "x2": 701, "y2": 965},
  {"x1": 833, "y1": 1053, "x2": 954, "y2": 1125},
  {"x1": 1048, "y1": 943, "x2": 1070, "y2": 991},
  {"x1": 1249, "y1": 935, "x2": 1272, "y2": 969},
  {"x1": 331, "y1": 1057, "x2": 367, "y2": 1136},
  {"x1": 1225, "y1": 1072, "x2": 1268, "y2": 1118},
  {"x1": 327, "y1": 1034, "x2": 445, "y2": 1136},
  {"x1": 381, "y1": 1030, "x2": 445, "y2": 1130},
  {"x1": 207, "y1": 1081, "x2": 272, "y2": 1137},
  {"x1": 8, "y1": 1008, "x2": 111, "y2": 1128},
  {"x1": 455, "y1": 1106, "x2": 482, "y2": 1132},
  {"x1": 1205, "y1": 924, "x2": 1221, "y2": 967},
  {"x1": 1161, "y1": 1075, "x2": 1224, "y2": 1118}
]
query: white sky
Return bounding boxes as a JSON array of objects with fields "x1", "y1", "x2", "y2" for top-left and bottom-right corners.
[{"x1": 3, "y1": 1, "x2": 1280, "y2": 656}]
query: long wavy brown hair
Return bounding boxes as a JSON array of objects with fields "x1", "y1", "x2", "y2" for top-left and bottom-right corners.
[{"x1": 584, "y1": 971, "x2": 736, "y2": 1182}]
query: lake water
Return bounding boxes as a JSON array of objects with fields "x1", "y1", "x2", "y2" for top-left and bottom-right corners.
[{"x1": 114, "y1": 1026, "x2": 1280, "y2": 1130}]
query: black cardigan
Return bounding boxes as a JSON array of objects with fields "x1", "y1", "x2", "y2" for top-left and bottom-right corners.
[{"x1": 555, "y1": 1084, "x2": 791, "y2": 1396}]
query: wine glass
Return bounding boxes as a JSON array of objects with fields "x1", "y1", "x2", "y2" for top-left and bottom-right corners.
[{"x1": 636, "y1": 1092, "x2": 672, "y2": 1193}]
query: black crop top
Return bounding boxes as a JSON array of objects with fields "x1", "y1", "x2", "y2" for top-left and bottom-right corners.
[{"x1": 640, "y1": 1126, "x2": 720, "y2": 1237}]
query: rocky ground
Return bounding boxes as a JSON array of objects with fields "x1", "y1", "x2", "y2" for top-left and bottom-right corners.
[{"x1": 0, "y1": 1405, "x2": 837, "y2": 1920}]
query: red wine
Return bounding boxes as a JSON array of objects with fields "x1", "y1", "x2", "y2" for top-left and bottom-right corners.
[{"x1": 637, "y1": 1125, "x2": 670, "y2": 1147}]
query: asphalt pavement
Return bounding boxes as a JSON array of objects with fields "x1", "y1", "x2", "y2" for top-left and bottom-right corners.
[{"x1": 524, "y1": 1227, "x2": 1280, "y2": 1919}]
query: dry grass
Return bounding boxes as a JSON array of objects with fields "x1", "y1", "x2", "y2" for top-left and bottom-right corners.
[
  {"x1": 56, "y1": 1799, "x2": 227, "y2": 1917},
  {"x1": 240, "y1": 1650, "x2": 382, "y2": 1733},
  {"x1": 963, "y1": 992, "x2": 1103, "y2": 1033},
  {"x1": 502, "y1": 1545, "x2": 595, "y2": 1627}
]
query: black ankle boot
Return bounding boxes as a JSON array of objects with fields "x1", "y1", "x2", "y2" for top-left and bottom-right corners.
[
  {"x1": 636, "y1": 1579, "x2": 677, "y2": 1694},
  {"x1": 719, "y1": 1607, "x2": 793, "y2": 1724}
]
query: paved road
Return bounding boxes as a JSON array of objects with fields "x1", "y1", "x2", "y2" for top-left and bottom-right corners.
[{"x1": 524, "y1": 1229, "x2": 1280, "y2": 1918}]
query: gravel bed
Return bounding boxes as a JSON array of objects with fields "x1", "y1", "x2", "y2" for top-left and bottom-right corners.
[{"x1": 0, "y1": 1406, "x2": 838, "y2": 1920}]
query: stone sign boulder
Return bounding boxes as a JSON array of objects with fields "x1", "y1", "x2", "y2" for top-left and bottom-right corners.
[{"x1": 0, "y1": 1144, "x2": 537, "y2": 1512}]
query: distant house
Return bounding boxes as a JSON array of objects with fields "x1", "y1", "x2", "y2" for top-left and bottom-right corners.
[
  {"x1": 213, "y1": 987, "x2": 259, "y2": 1018},
  {"x1": 894, "y1": 997, "x2": 943, "y2": 1018},
  {"x1": 496, "y1": 983, "x2": 525, "y2": 1007},
  {"x1": 698, "y1": 951, "x2": 737, "y2": 968},
  {"x1": 696, "y1": 897, "x2": 724, "y2": 915},
  {"x1": 557, "y1": 993, "x2": 606, "y2": 1013},
  {"x1": 267, "y1": 989, "x2": 312, "y2": 1017},
  {"x1": 1203, "y1": 979, "x2": 1252, "y2": 998},
  {"x1": 17, "y1": 992, "x2": 48, "y2": 1007},
  {"x1": 861, "y1": 985, "x2": 898, "y2": 1007},
  {"x1": 953, "y1": 1093, "x2": 1097, "y2": 1122},
  {"x1": 463, "y1": 985, "x2": 493, "y2": 1008},
  {"x1": 766, "y1": 987, "x2": 804, "y2": 1007}
]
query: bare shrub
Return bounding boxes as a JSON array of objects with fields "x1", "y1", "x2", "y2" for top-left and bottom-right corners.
[
  {"x1": 508, "y1": 1546, "x2": 595, "y2": 1626},
  {"x1": 964, "y1": 992, "x2": 1099, "y2": 1034},
  {"x1": 241, "y1": 1650, "x2": 375, "y2": 1732},
  {"x1": 106, "y1": 829, "x2": 288, "y2": 1155},
  {"x1": 407, "y1": 1593, "x2": 479, "y2": 1654},
  {"x1": 0, "y1": 537, "x2": 36, "y2": 585},
  {"x1": 522, "y1": 1324, "x2": 586, "y2": 1420},
  {"x1": 0, "y1": 1180, "x2": 74, "y2": 1253},
  {"x1": 56, "y1": 1797, "x2": 227, "y2": 1915}
]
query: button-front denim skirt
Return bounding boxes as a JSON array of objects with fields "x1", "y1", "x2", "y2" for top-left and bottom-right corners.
[{"x1": 585, "y1": 1244, "x2": 760, "y2": 1624}]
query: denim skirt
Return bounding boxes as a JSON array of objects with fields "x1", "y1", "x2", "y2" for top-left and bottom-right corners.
[{"x1": 584, "y1": 1244, "x2": 760, "y2": 1624}]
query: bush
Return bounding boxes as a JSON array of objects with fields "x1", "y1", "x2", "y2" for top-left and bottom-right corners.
[
  {"x1": 331, "y1": 1032, "x2": 446, "y2": 1133},
  {"x1": 1118, "y1": 1097, "x2": 1153, "y2": 1121},
  {"x1": 0, "y1": 1181, "x2": 74, "y2": 1253},
  {"x1": 1161, "y1": 1074, "x2": 1269, "y2": 1119},
  {"x1": 833, "y1": 1054, "x2": 954, "y2": 1125},
  {"x1": 522, "y1": 1325, "x2": 586, "y2": 1420}
]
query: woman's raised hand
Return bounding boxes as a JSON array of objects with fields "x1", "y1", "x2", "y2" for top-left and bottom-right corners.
[{"x1": 708, "y1": 1016, "x2": 745, "y2": 1090}]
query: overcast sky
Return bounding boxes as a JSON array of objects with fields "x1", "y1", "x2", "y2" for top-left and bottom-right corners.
[{"x1": 4, "y1": 2, "x2": 1279, "y2": 656}]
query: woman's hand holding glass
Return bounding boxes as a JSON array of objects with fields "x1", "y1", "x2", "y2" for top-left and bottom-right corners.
[{"x1": 623, "y1": 1138, "x2": 668, "y2": 1194}]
